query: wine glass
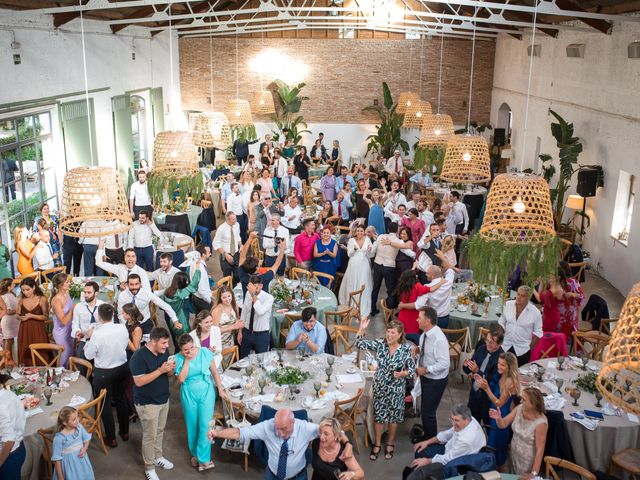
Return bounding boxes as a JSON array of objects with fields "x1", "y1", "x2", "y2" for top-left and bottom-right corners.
[
  {"x1": 245, "y1": 365, "x2": 254, "y2": 378},
  {"x1": 569, "y1": 388, "x2": 581, "y2": 406},
  {"x1": 258, "y1": 376, "x2": 267, "y2": 396},
  {"x1": 581, "y1": 355, "x2": 589, "y2": 371},
  {"x1": 314, "y1": 381, "x2": 322, "y2": 398},
  {"x1": 325, "y1": 367, "x2": 333, "y2": 382},
  {"x1": 557, "y1": 356, "x2": 565, "y2": 371},
  {"x1": 595, "y1": 389, "x2": 603, "y2": 408},
  {"x1": 297, "y1": 349, "x2": 304, "y2": 362},
  {"x1": 43, "y1": 386, "x2": 53, "y2": 406},
  {"x1": 276, "y1": 349, "x2": 284, "y2": 365},
  {"x1": 625, "y1": 379, "x2": 632, "y2": 392},
  {"x1": 327, "y1": 356, "x2": 335, "y2": 367},
  {"x1": 554, "y1": 378, "x2": 564, "y2": 393}
]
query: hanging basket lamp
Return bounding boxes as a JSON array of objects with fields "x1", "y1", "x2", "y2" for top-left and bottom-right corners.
[
  {"x1": 396, "y1": 92, "x2": 420, "y2": 114},
  {"x1": 597, "y1": 282, "x2": 640, "y2": 415},
  {"x1": 419, "y1": 113, "x2": 455, "y2": 148},
  {"x1": 402, "y1": 100, "x2": 432, "y2": 129},
  {"x1": 252, "y1": 90, "x2": 276, "y2": 115},
  {"x1": 153, "y1": 131, "x2": 199, "y2": 178},
  {"x1": 190, "y1": 112, "x2": 232, "y2": 149},
  {"x1": 59, "y1": 167, "x2": 133, "y2": 238},
  {"x1": 440, "y1": 134, "x2": 491, "y2": 184},
  {"x1": 468, "y1": 172, "x2": 559, "y2": 286},
  {"x1": 225, "y1": 98, "x2": 253, "y2": 126}
]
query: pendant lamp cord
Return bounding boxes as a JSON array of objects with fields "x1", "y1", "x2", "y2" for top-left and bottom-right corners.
[
  {"x1": 520, "y1": 2, "x2": 539, "y2": 171},
  {"x1": 235, "y1": 32, "x2": 240, "y2": 99},
  {"x1": 260, "y1": 30, "x2": 264, "y2": 91},
  {"x1": 408, "y1": 39, "x2": 414, "y2": 92},
  {"x1": 209, "y1": 4, "x2": 215, "y2": 113},
  {"x1": 79, "y1": 0, "x2": 94, "y2": 167},
  {"x1": 437, "y1": 30, "x2": 444, "y2": 115},
  {"x1": 169, "y1": 4, "x2": 174, "y2": 113},
  {"x1": 466, "y1": 5, "x2": 477, "y2": 131},
  {"x1": 418, "y1": 34, "x2": 425, "y2": 98}
]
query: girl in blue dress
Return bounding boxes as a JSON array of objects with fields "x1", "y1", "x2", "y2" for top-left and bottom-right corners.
[
  {"x1": 367, "y1": 189, "x2": 386, "y2": 235},
  {"x1": 52, "y1": 406, "x2": 94, "y2": 480},
  {"x1": 175, "y1": 333, "x2": 229, "y2": 471},
  {"x1": 475, "y1": 352, "x2": 520, "y2": 468},
  {"x1": 312, "y1": 225, "x2": 339, "y2": 287}
]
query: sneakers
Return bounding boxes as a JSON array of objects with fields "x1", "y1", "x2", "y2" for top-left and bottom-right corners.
[
  {"x1": 154, "y1": 457, "x2": 174, "y2": 470},
  {"x1": 144, "y1": 470, "x2": 160, "y2": 480}
]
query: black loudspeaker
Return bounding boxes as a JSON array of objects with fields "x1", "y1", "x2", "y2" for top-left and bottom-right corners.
[
  {"x1": 494, "y1": 128, "x2": 506, "y2": 146},
  {"x1": 577, "y1": 168, "x2": 599, "y2": 197}
]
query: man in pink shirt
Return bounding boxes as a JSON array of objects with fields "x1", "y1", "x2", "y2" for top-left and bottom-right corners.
[{"x1": 294, "y1": 218, "x2": 320, "y2": 270}]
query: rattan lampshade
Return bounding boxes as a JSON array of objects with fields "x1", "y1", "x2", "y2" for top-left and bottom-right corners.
[
  {"x1": 440, "y1": 134, "x2": 491, "y2": 184},
  {"x1": 397, "y1": 92, "x2": 420, "y2": 114},
  {"x1": 252, "y1": 90, "x2": 276, "y2": 115},
  {"x1": 479, "y1": 172, "x2": 555, "y2": 245},
  {"x1": 402, "y1": 100, "x2": 432, "y2": 129},
  {"x1": 597, "y1": 282, "x2": 640, "y2": 414},
  {"x1": 59, "y1": 167, "x2": 133, "y2": 238},
  {"x1": 190, "y1": 112, "x2": 232, "y2": 149},
  {"x1": 225, "y1": 99, "x2": 253, "y2": 126},
  {"x1": 153, "y1": 131, "x2": 199, "y2": 178},
  {"x1": 419, "y1": 113, "x2": 455, "y2": 147}
]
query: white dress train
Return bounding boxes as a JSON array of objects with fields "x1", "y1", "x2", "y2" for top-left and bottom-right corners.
[{"x1": 338, "y1": 237, "x2": 374, "y2": 318}]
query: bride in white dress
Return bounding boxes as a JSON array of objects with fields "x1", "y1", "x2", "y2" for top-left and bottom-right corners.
[{"x1": 338, "y1": 225, "x2": 374, "y2": 317}]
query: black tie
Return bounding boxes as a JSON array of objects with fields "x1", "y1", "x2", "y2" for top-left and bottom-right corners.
[
  {"x1": 86, "y1": 305, "x2": 97, "y2": 324},
  {"x1": 249, "y1": 303, "x2": 256, "y2": 333}
]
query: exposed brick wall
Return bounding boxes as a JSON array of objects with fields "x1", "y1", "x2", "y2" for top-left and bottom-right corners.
[{"x1": 179, "y1": 37, "x2": 495, "y2": 125}]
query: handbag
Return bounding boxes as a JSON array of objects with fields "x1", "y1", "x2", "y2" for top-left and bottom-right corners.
[{"x1": 220, "y1": 403, "x2": 251, "y2": 454}]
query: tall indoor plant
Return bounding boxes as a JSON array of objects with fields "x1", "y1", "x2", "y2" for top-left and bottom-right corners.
[
  {"x1": 363, "y1": 82, "x2": 409, "y2": 158},
  {"x1": 271, "y1": 80, "x2": 310, "y2": 145}
]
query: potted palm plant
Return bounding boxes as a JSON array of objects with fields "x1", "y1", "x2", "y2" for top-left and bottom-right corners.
[
  {"x1": 271, "y1": 80, "x2": 311, "y2": 146},
  {"x1": 363, "y1": 82, "x2": 409, "y2": 158}
]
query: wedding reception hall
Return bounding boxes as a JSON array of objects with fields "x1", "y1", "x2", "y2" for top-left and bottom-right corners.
[{"x1": 0, "y1": 0, "x2": 639, "y2": 479}]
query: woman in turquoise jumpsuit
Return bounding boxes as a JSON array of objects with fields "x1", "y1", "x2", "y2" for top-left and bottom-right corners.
[{"x1": 174, "y1": 333, "x2": 228, "y2": 471}]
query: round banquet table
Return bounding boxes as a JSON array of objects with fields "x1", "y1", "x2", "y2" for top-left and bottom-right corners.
[
  {"x1": 429, "y1": 183, "x2": 488, "y2": 202},
  {"x1": 521, "y1": 359, "x2": 640, "y2": 471},
  {"x1": 222, "y1": 350, "x2": 366, "y2": 423},
  {"x1": 309, "y1": 164, "x2": 329, "y2": 178},
  {"x1": 11, "y1": 369, "x2": 93, "y2": 480},
  {"x1": 154, "y1": 205, "x2": 202, "y2": 235},
  {"x1": 447, "y1": 284, "x2": 506, "y2": 345},
  {"x1": 233, "y1": 282, "x2": 338, "y2": 346}
]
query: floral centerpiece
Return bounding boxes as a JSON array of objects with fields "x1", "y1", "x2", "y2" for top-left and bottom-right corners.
[
  {"x1": 271, "y1": 278, "x2": 293, "y2": 306},
  {"x1": 458, "y1": 284, "x2": 492, "y2": 305},
  {"x1": 269, "y1": 366, "x2": 310, "y2": 386},
  {"x1": 69, "y1": 282, "x2": 83, "y2": 300},
  {"x1": 573, "y1": 372, "x2": 597, "y2": 394}
]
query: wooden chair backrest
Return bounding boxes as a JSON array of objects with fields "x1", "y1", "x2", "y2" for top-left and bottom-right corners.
[
  {"x1": 325, "y1": 216, "x2": 341, "y2": 227},
  {"x1": 333, "y1": 325, "x2": 360, "y2": 357},
  {"x1": 69, "y1": 356, "x2": 94, "y2": 379},
  {"x1": 599, "y1": 318, "x2": 617, "y2": 335},
  {"x1": 78, "y1": 388, "x2": 107, "y2": 433},
  {"x1": 380, "y1": 298, "x2": 394, "y2": 325},
  {"x1": 545, "y1": 456, "x2": 596, "y2": 480},
  {"x1": 40, "y1": 266, "x2": 67, "y2": 288},
  {"x1": 441, "y1": 328, "x2": 469, "y2": 354},
  {"x1": 221, "y1": 346, "x2": 239, "y2": 371},
  {"x1": 324, "y1": 308, "x2": 353, "y2": 328},
  {"x1": 30, "y1": 343, "x2": 64, "y2": 367},
  {"x1": 333, "y1": 387, "x2": 364, "y2": 429},
  {"x1": 217, "y1": 276, "x2": 233, "y2": 290},
  {"x1": 572, "y1": 331, "x2": 610, "y2": 360},
  {"x1": 348, "y1": 284, "x2": 365, "y2": 317},
  {"x1": 12, "y1": 271, "x2": 41, "y2": 287},
  {"x1": 477, "y1": 327, "x2": 490, "y2": 342},
  {"x1": 312, "y1": 272, "x2": 335, "y2": 289},
  {"x1": 291, "y1": 267, "x2": 312, "y2": 281},
  {"x1": 568, "y1": 261, "x2": 586, "y2": 281},
  {"x1": 37, "y1": 427, "x2": 56, "y2": 479}
]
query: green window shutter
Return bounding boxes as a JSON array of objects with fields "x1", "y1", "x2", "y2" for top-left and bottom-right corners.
[
  {"x1": 59, "y1": 99, "x2": 98, "y2": 169},
  {"x1": 111, "y1": 94, "x2": 133, "y2": 182},
  {"x1": 150, "y1": 87, "x2": 164, "y2": 137}
]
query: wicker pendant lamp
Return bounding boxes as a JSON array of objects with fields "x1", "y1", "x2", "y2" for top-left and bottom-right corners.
[
  {"x1": 440, "y1": 134, "x2": 491, "y2": 184},
  {"x1": 252, "y1": 90, "x2": 276, "y2": 115},
  {"x1": 59, "y1": 167, "x2": 133, "y2": 238},
  {"x1": 419, "y1": 113, "x2": 455, "y2": 147},
  {"x1": 597, "y1": 282, "x2": 640, "y2": 415},
  {"x1": 402, "y1": 100, "x2": 432, "y2": 129},
  {"x1": 153, "y1": 131, "x2": 199, "y2": 178},
  {"x1": 190, "y1": 112, "x2": 232, "y2": 149},
  {"x1": 397, "y1": 92, "x2": 420, "y2": 115},
  {"x1": 225, "y1": 98, "x2": 253, "y2": 126}
]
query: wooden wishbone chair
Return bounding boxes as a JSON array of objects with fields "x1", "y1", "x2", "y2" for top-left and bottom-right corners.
[
  {"x1": 78, "y1": 388, "x2": 108, "y2": 454},
  {"x1": 29, "y1": 343, "x2": 64, "y2": 367}
]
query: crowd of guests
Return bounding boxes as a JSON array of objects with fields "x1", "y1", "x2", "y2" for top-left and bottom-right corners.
[{"x1": 0, "y1": 131, "x2": 588, "y2": 480}]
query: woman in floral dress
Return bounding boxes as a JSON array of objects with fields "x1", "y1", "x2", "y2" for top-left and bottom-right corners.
[
  {"x1": 355, "y1": 317, "x2": 415, "y2": 462},
  {"x1": 558, "y1": 261, "x2": 584, "y2": 342}
]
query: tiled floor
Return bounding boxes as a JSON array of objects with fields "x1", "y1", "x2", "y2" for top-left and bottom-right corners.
[{"x1": 90, "y1": 261, "x2": 625, "y2": 479}]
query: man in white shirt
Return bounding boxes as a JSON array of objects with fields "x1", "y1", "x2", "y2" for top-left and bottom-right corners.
[
  {"x1": 96, "y1": 240, "x2": 152, "y2": 291},
  {"x1": 384, "y1": 202, "x2": 407, "y2": 224},
  {"x1": 416, "y1": 200, "x2": 435, "y2": 229},
  {"x1": 34, "y1": 230, "x2": 56, "y2": 277},
  {"x1": 262, "y1": 213, "x2": 289, "y2": 277},
  {"x1": 370, "y1": 223, "x2": 400, "y2": 316},
  {"x1": 499, "y1": 285, "x2": 543, "y2": 365},
  {"x1": 415, "y1": 306, "x2": 450, "y2": 440},
  {"x1": 407, "y1": 404, "x2": 486, "y2": 480},
  {"x1": 70, "y1": 281, "x2": 105, "y2": 359},
  {"x1": 213, "y1": 211, "x2": 242, "y2": 282},
  {"x1": 405, "y1": 191, "x2": 422, "y2": 210},
  {"x1": 190, "y1": 244, "x2": 214, "y2": 312},
  {"x1": 147, "y1": 252, "x2": 179, "y2": 296},
  {"x1": 385, "y1": 149, "x2": 404, "y2": 176},
  {"x1": 127, "y1": 210, "x2": 163, "y2": 272},
  {"x1": 412, "y1": 261, "x2": 456, "y2": 328},
  {"x1": 239, "y1": 274, "x2": 274, "y2": 357},
  {"x1": 282, "y1": 195, "x2": 302, "y2": 233},
  {"x1": 129, "y1": 170, "x2": 153, "y2": 220},
  {"x1": 220, "y1": 173, "x2": 236, "y2": 212},
  {"x1": 104, "y1": 230, "x2": 126, "y2": 265},
  {"x1": 384, "y1": 181, "x2": 408, "y2": 211},
  {"x1": 272, "y1": 148, "x2": 288, "y2": 191},
  {"x1": 117, "y1": 274, "x2": 181, "y2": 340},
  {"x1": 226, "y1": 182, "x2": 245, "y2": 233},
  {"x1": 445, "y1": 191, "x2": 469, "y2": 235},
  {"x1": 83, "y1": 303, "x2": 130, "y2": 446}
]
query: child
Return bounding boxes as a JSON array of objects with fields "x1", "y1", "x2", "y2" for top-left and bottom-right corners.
[{"x1": 52, "y1": 406, "x2": 95, "y2": 480}]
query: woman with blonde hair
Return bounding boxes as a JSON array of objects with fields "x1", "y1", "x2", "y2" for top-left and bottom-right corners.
[
  {"x1": 311, "y1": 417, "x2": 364, "y2": 480},
  {"x1": 0, "y1": 278, "x2": 18, "y2": 364},
  {"x1": 355, "y1": 317, "x2": 415, "y2": 461},
  {"x1": 50, "y1": 273, "x2": 74, "y2": 368},
  {"x1": 13, "y1": 226, "x2": 41, "y2": 275},
  {"x1": 210, "y1": 285, "x2": 242, "y2": 350},
  {"x1": 475, "y1": 351, "x2": 520, "y2": 468}
]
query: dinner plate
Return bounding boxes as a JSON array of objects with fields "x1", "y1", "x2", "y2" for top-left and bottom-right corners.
[
  {"x1": 236, "y1": 359, "x2": 249, "y2": 368},
  {"x1": 230, "y1": 390, "x2": 243, "y2": 398},
  {"x1": 346, "y1": 367, "x2": 357, "y2": 374}
]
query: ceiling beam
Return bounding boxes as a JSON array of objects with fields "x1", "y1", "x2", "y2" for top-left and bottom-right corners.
[
  {"x1": 110, "y1": 6, "x2": 155, "y2": 33},
  {"x1": 53, "y1": 0, "x2": 90, "y2": 28},
  {"x1": 551, "y1": 0, "x2": 612, "y2": 33}
]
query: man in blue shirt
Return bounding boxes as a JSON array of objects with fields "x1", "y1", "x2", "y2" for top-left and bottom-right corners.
[
  {"x1": 410, "y1": 166, "x2": 434, "y2": 189},
  {"x1": 285, "y1": 307, "x2": 327, "y2": 354},
  {"x1": 220, "y1": 172, "x2": 236, "y2": 211},
  {"x1": 332, "y1": 191, "x2": 352, "y2": 224},
  {"x1": 334, "y1": 165, "x2": 356, "y2": 193},
  {"x1": 210, "y1": 409, "x2": 319, "y2": 480}
]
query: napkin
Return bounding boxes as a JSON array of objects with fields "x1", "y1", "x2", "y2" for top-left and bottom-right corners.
[
  {"x1": 317, "y1": 296, "x2": 333, "y2": 300},
  {"x1": 542, "y1": 381, "x2": 559, "y2": 394},
  {"x1": 341, "y1": 352, "x2": 357, "y2": 362},
  {"x1": 627, "y1": 413, "x2": 640, "y2": 423},
  {"x1": 67, "y1": 395, "x2": 87, "y2": 408},
  {"x1": 250, "y1": 394, "x2": 275, "y2": 403},
  {"x1": 546, "y1": 361, "x2": 558, "y2": 370},
  {"x1": 544, "y1": 393, "x2": 567, "y2": 410},
  {"x1": 336, "y1": 374, "x2": 362, "y2": 384},
  {"x1": 572, "y1": 415, "x2": 598, "y2": 431},
  {"x1": 25, "y1": 407, "x2": 44, "y2": 418},
  {"x1": 303, "y1": 398, "x2": 326, "y2": 410},
  {"x1": 323, "y1": 391, "x2": 350, "y2": 401},
  {"x1": 10, "y1": 372, "x2": 22, "y2": 380},
  {"x1": 221, "y1": 374, "x2": 241, "y2": 389}
]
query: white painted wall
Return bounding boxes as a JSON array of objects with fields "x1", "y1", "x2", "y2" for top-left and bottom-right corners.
[
  {"x1": 0, "y1": 10, "x2": 183, "y2": 188},
  {"x1": 490, "y1": 22, "x2": 640, "y2": 296}
]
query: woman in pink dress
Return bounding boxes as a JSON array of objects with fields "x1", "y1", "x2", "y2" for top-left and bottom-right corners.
[
  {"x1": 400, "y1": 208, "x2": 426, "y2": 255},
  {"x1": 558, "y1": 261, "x2": 584, "y2": 341},
  {"x1": 50, "y1": 273, "x2": 75, "y2": 368},
  {"x1": 533, "y1": 276, "x2": 564, "y2": 334}
]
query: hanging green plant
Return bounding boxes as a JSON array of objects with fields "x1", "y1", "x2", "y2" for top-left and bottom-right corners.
[
  {"x1": 467, "y1": 233, "x2": 561, "y2": 288},
  {"x1": 146, "y1": 171, "x2": 203, "y2": 208}
]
